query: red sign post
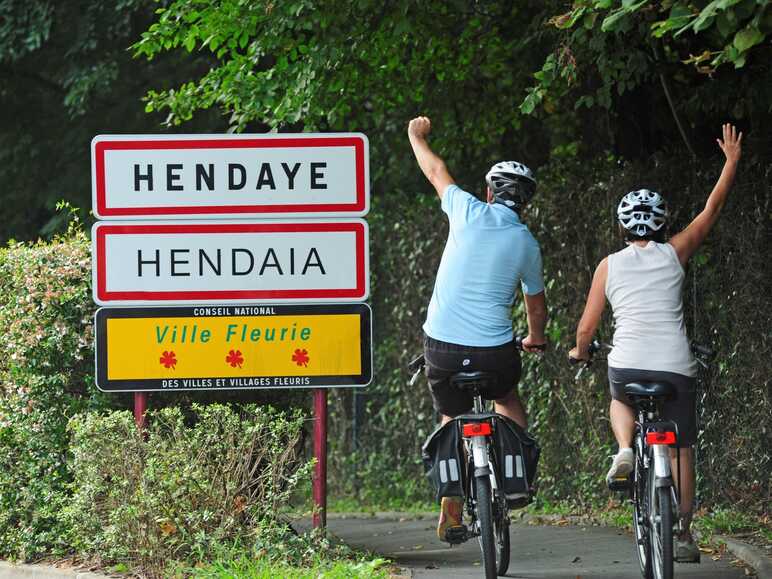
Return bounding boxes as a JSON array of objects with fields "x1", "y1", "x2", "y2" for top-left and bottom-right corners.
[{"x1": 312, "y1": 389, "x2": 328, "y2": 528}]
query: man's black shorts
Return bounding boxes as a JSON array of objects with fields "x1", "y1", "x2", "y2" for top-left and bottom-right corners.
[
  {"x1": 423, "y1": 334, "x2": 522, "y2": 417},
  {"x1": 608, "y1": 367, "x2": 697, "y2": 447}
]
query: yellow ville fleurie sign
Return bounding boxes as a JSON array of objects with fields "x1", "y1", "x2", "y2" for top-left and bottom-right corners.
[{"x1": 95, "y1": 304, "x2": 372, "y2": 391}]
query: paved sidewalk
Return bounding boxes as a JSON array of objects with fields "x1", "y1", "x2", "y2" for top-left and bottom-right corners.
[
  {"x1": 0, "y1": 561, "x2": 106, "y2": 579},
  {"x1": 325, "y1": 513, "x2": 758, "y2": 578}
]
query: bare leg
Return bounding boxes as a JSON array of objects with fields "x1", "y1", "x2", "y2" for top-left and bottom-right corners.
[
  {"x1": 610, "y1": 399, "x2": 635, "y2": 447},
  {"x1": 494, "y1": 389, "x2": 527, "y2": 429},
  {"x1": 670, "y1": 446, "x2": 695, "y2": 536}
]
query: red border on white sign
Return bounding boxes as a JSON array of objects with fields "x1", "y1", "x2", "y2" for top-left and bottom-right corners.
[
  {"x1": 93, "y1": 135, "x2": 368, "y2": 218},
  {"x1": 93, "y1": 220, "x2": 368, "y2": 304}
]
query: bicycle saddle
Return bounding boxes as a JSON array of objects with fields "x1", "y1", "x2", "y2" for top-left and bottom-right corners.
[
  {"x1": 623, "y1": 381, "x2": 675, "y2": 398},
  {"x1": 450, "y1": 371, "x2": 497, "y2": 391}
]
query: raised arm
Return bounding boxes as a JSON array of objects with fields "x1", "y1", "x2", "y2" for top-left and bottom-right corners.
[
  {"x1": 669, "y1": 123, "x2": 742, "y2": 266},
  {"x1": 569, "y1": 258, "x2": 608, "y2": 361},
  {"x1": 407, "y1": 116, "x2": 454, "y2": 199}
]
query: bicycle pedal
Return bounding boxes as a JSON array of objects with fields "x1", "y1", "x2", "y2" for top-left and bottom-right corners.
[
  {"x1": 443, "y1": 525, "x2": 469, "y2": 545},
  {"x1": 607, "y1": 476, "x2": 631, "y2": 491}
]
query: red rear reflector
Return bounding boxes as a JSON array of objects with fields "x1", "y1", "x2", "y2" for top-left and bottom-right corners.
[
  {"x1": 463, "y1": 422, "x2": 492, "y2": 437},
  {"x1": 646, "y1": 431, "x2": 676, "y2": 445}
]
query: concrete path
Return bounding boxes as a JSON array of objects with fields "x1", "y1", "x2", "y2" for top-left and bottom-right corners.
[{"x1": 325, "y1": 513, "x2": 752, "y2": 578}]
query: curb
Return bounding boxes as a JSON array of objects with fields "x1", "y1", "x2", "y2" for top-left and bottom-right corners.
[
  {"x1": 716, "y1": 535, "x2": 772, "y2": 579},
  {"x1": 0, "y1": 561, "x2": 107, "y2": 579}
]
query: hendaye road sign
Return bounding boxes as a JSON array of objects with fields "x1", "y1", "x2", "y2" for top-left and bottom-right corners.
[
  {"x1": 91, "y1": 133, "x2": 369, "y2": 219},
  {"x1": 95, "y1": 304, "x2": 372, "y2": 392},
  {"x1": 91, "y1": 220, "x2": 369, "y2": 305}
]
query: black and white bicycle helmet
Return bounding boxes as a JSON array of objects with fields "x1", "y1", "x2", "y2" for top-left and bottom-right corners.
[
  {"x1": 485, "y1": 161, "x2": 536, "y2": 210},
  {"x1": 617, "y1": 189, "x2": 668, "y2": 237}
]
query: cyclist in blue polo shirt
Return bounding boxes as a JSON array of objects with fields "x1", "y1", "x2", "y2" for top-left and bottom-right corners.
[{"x1": 408, "y1": 116, "x2": 548, "y2": 542}]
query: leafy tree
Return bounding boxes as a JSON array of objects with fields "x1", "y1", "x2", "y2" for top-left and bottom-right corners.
[
  {"x1": 133, "y1": 0, "x2": 558, "y2": 192},
  {"x1": 0, "y1": 0, "x2": 222, "y2": 241},
  {"x1": 521, "y1": 1, "x2": 771, "y2": 156}
]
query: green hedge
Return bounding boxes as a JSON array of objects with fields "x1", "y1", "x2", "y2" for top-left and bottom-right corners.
[
  {"x1": 0, "y1": 229, "x2": 108, "y2": 558},
  {"x1": 0, "y1": 228, "x2": 311, "y2": 562},
  {"x1": 65, "y1": 404, "x2": 309, "y2": 577},
  {"x1": 329, "y1": 152, "x2": 771, "y2": 516}
]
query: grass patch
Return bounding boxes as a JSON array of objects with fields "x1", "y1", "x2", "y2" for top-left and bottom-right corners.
[
  {"x1": 166, "y1": 531, "x2": 393, "y2": 579},
  {"x1": 328, "y1": 495, "x2": 435, "y2": 515},
  {"x1": 177, "y1": 555, "x2": 390, "y2": 578},
  {"x1": 694, "y1": 507, "x2": 772, "y2": 544}
]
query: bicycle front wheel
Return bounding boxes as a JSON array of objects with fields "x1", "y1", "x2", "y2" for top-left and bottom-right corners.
[
  {"x1": 648, "y1": 462, "x2": 674, "y2": 579},
  {"x1": 475, "y1": 475, "x2": 497, "y2": 579}
]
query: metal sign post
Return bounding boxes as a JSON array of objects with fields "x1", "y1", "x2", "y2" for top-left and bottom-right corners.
[
  {"x1": 312, "y1": 389, "x2": 328, "y2": 528},
  {"x1": 134, "y1": 392, "x2": 148, "y2": 430}
]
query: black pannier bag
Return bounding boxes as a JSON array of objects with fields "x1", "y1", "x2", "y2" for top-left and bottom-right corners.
[
  {"x1": 422, "y1": 416, "x2": 540, "y2": 506},
  {"x1": 491, "y1": 415, "x2": 540, "y2": 507},
  {"x1": 422, "y1": 421, "x2": 464, "y2": 502}
]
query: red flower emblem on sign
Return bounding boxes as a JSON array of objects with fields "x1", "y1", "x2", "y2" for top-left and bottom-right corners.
[
  {"x1": 160, "y1": 351, "x2": 177, "y2": 369},
  {"x1": 226, "y1": 349, "x2": 244, "y2": 368},
  {"x1": 292, "y1": 348, "x2": 310, "y2": 367}
]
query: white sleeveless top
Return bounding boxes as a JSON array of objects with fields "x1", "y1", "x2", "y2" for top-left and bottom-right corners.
[{"x1": 605, "y1": 242, "x2": 697, "y2": 377}]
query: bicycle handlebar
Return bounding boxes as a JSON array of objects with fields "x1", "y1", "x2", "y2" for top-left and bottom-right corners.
[
  {"x1": 514, "y1": 336, "x2": 547, "y2": 352},
  {"x1": 568, "y1": 339, "x2": 716, "y2": 378}
]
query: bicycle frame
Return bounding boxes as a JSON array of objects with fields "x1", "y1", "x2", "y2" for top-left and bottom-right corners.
[{"x1": 458, "y1": 395, "x2": 502, "y2": 532}]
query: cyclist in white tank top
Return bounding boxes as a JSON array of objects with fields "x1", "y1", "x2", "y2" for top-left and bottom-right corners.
[
  {"x1": 606, "y1": 241, "x2": 696, "y2": 377},
  {"x1": 569, "y1": 124, "x2": 743, "y2": 562}
]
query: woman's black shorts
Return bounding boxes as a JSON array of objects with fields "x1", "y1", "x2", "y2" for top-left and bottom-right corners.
[
  {"x1": 608, "y1": 367, "x2": 697, "y2": 447},
  {"x1": 423, "y1": 334, "x2": 522, "y2": 417}
]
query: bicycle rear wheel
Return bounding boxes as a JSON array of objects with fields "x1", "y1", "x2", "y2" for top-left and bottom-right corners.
[
  {"x1": 632, "y1": 452, "x2": 653, "y2": 579},
  {"x1": 648, "y1": 465, "x2": 674, "y2": 579},
  {"x1": 475, "y1": 476, "x2": 497, "y2": 579},
  {"x1": 494, "y1": 502, "x2": 510, "y2": 576}
]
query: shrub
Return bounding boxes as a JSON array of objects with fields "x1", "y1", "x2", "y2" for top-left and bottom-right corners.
[
  {"x1": 65, "y1": 404, "x2": 310, "y2": 578},
  {"x1": 0, "y1": 228, "x2": 108, "y2": 559}
]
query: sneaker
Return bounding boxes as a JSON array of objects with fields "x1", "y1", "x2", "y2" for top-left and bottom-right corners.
[
  {"x1": 437, "y1": 496, "x2": 466, "y2": 544},
  {"x1": 606, "y1": 448, "x2": 634, "y2": 483},
  {"x1": 675, "y1": 534, "x2": 701, "y2": 563}
]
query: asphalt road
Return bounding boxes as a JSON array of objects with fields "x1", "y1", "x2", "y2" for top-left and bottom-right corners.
[{"x1": 324, "y1": 513, "x2": 750, "y2": 578}]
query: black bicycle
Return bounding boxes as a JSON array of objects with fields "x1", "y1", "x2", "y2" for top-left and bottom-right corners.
[
  {"x1": 410, "y1": 338, "x2": 539, "y2": 579},
  {"x1": 571, "y1": 340, "x2": 714, "y2": 579}
]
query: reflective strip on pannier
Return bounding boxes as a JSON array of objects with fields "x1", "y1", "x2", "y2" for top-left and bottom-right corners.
[{"x1": 422, "y1": 421, "x2": 464, "y2": 502}]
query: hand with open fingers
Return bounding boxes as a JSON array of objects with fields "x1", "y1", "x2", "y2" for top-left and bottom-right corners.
[
  {"x1": 522, "y1": 335, "x2": 547, "y2": 355},
  {"x1": 717, "y1": 123, "x2": 742, "y2": 164},
  {"x1": 568, "y1": 346, "x2": 589, "y2": 363},
  {"x1": 408, "y1": 116, "x2": 431, "y2": 140}
]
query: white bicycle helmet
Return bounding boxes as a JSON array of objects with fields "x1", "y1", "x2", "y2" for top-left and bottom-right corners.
[
  {"x1": 617, "y1": 189, "x2": 668, "y2": 237},
  {"x1": 485, "y1": 161, "x2": 536, "y2": 210}
]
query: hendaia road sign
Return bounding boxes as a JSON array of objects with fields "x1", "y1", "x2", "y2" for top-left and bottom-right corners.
[
  {"x1": 94, "y1": 304, "x2": 372, "y2": 392},
  {"x1": 91, "y1": 219, "x2": 369, "y2": 305},
  {"x1": 91, "y1": 133, "x2": 369, "y2": 219}
]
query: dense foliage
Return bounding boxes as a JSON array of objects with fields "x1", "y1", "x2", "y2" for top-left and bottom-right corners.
[
  {"x1": 0, "y1": 0, "x2": 224, "y2": 240},
  {"x1": 523, "y1": 1, "x2": 772, "y2": 121},
  {"x1": 0, "y1": 230, "x2": 312, "y2": 561},
  {"x1": 342, "y1": 151, "x2": 770, "y2": 515},
  {"x1": 0, "y1": 227, "x2": 107, "y2": 558},
  {"x1": 66, "y1": 404, "x2": 310, "y2": 577}
]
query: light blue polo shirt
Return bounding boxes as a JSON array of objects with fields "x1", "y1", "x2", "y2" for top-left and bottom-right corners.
[{"x1": 423, "y1": 184, "x2": 544, "y2": 347}]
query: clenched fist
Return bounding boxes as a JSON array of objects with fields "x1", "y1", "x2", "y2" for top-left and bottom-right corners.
[{"x1": 408, "y1": 116, "x2": 431, "y2": 140}]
